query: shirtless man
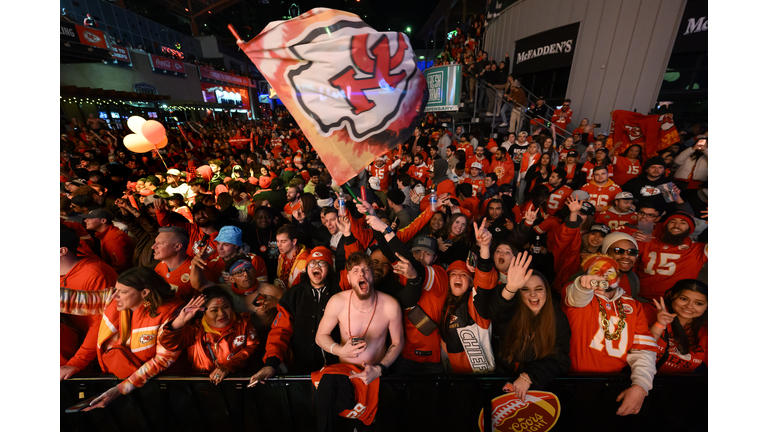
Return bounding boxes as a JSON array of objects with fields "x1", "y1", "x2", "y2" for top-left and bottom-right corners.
[
  {"x1": 190, "y1": 254, "x2": 282, "y2": 346},
  {"x1": 315, "y1": 252, "x2": 403, "y2": 383}
]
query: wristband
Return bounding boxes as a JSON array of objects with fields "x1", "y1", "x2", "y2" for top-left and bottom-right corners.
[
  {"x1": 383, "y1": 226, "x2": 394, "y2": 235},
  {"x1": 330, "y1": 343, "x2": 337, "y2": 355},
  {"x1": 519, "y1": 373, "x2": 532, "y2": 384},
  {"x1": 652, "y1": 322, "x2": 666, "y2": 331},
  {"x1": 504, "y1": 286, "x2": 517, "y2": 295}
]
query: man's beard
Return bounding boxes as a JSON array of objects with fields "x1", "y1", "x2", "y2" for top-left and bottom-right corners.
[
  {"x1": 660, "y1": 227, "x2": 691, "y2": 246},
  {"x1": 196, "y1": 219, "x2": 211, "y2": 228}
]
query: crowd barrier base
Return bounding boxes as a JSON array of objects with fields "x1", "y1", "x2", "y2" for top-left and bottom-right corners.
[{"x1": 61, "y1": 374, "x2": 707, "y2": 432}]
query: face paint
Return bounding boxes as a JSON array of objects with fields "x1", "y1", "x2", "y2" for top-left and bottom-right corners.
[
  {"x1": 587, "y1": 260, "x2": 619, "y2": 287},
  {"x1": 209, "y1": 298, "x2": 225, "y2": 307}
]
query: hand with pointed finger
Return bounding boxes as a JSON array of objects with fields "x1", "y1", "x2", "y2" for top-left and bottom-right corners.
[
  {"x1": 473, "y1": 218, "x2": 490, "y2": 243},
  {"x1": 504, "y1": 218, "x2": 515, "y2": 231},
  {"x1": 392, "y1": 253, "x2": 418, "y2": 279},
  {"x1": 512, "y1": 376, "x2": 531, "y2": 403}
]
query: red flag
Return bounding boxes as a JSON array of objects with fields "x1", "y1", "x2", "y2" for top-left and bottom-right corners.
[
  {"x1": 605, "y1": 110, "x2": 679, "y2": 158},
  {"x1": 234, "y1": 8, "x2": 427, "y2": 184},
  {"x1": 229, "y1": 134, "x2": 251, "y2": 150}
]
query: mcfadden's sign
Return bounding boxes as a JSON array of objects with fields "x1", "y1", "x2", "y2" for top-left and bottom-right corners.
[{"x1": 512, "y1": 22, "x2": 580, "y2": 76}]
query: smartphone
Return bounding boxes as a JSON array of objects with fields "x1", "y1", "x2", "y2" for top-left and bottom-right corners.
[
  {"x1": 251, "y1": 293, "x2": 267, "y2": 307},
  {"x1": 467, "y1": 251, "x2": 477, "y2": 268},
  {"x1": 637, "y1": 221, "x2": 654, "y2": 242},
  {"x1": 443, "y1": 239, "x2": 453, "y2": 246},
  {"x1": 65, "y1": 395, "x2": 100, "y2": 413},
  {"x1": 350, "y1": 337, "x2": 365, "y2": 345},
  {"x1": 594, "y1": 123, "x2": 602, "y2": 128}
]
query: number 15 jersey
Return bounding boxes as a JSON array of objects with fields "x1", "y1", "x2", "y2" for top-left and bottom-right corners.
[{"x1": 636, "y1": 237, "x2": 708, "y2": 302}]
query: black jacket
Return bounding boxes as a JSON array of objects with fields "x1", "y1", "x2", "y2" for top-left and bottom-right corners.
[
  {"x1": 622, "y1": 174, "x2": 671, "y2": 209},
  {"x1": 264, "y1": 272, "x2": 341, "y2": 374},
  {"x1": 473, "y1": 257, "x2": 571, "y2": 388}
]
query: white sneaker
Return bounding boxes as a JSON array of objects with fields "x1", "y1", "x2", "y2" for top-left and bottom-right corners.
[
  {"x1": 485, "y1": 112, "x2": 494, "y2": 116},
  {"x1": 499, "y1": 123, "x2": 508, "y2": 127}
]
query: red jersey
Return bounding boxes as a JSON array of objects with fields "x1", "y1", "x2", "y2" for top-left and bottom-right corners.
[
  {"x1": 462, "y1": 177, "x2": 486, "y2": 198},
  {"x1": 407, "y1": 164, "x2": 430, "y2": 183},
  {"x1": 636, "y1": 238, "x2": 708, "y2": 302},
  {"x1": 551, "y1": 108, "x2": 573, "y2": 134},
  {"x1": 612, "y1": 156, "x2": 642, "y2": 186},
  {"x1": 595, "y1": 208, "x2": 638, "y2": 230},
  {"x1": 565, "y1": 289, "x2": 656, "y2": 373},
  {"x1": 402, "y1": 265, "x2": 448, "y2": 364},
  {"x1": 459, "y1": 196, "x2": 481, "y2": 220},
  {"x1": 580, "y1": 180, "x2": 622, "y2": 211},
  {"x1": 368, "y1": 162, "x2": 395, "y2": 190},
  {"x1": 456, "y1": 142, "x2": 474, "y2": 159},
  {"x1": 155, "y1": 256, "x2": 196, "y2": 302},
  {"x1": 581, "y1": 161, "x2": 614, "y2": 181},
  {"x1": 545, "y1": 185, "x2": 573, "y2": 215},
  {"x1": 311, "y1": 363, "x2": 380, "y2": 426}
]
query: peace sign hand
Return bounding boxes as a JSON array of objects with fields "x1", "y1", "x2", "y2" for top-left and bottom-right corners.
[{"x1": 652, "y1": 298, "x2": 677, "y2": 328}]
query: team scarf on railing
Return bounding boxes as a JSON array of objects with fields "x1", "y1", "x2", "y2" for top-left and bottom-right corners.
[
  {"x1": 233, "y1": 8, "x2": 428, "y2": 185},
  {"x1": 606, "y1": 110, "x2": 679, "y2": 159}
]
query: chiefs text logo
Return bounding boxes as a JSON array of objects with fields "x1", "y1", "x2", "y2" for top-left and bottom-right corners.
[{"x1": 286, "y1": 22, "x2": 419, "y2": 141}]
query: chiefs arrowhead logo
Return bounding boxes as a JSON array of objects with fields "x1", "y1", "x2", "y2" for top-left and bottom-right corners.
[
  {"x1": 312, "y1": 252, "x2": 323, "y2": 257},
  {"x1": 140, "y1": 334, "x2": 156, "y2": 344},
  {"x1": 234, "y1": 335, "x2": 246, "y2": 347},
  {"x1": 286, "y1": 24, "x2": 421, "y2": 142}
]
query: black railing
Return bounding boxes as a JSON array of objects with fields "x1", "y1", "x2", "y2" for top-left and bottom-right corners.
[{"x1": 61, "y1": 373, "x2": 707, "y2": 432}]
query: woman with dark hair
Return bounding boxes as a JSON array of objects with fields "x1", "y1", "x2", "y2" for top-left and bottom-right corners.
[
  {"x1": 474, "y1": 224, "x2": 571, "y2": 401},
  {"x1": 646, "y1": 279, "x2": 707, "y2": 374},
  {"x1": 436, "y1": 213, "x2": 472, "y2": 266},
  {"x1": 60, "y1": 267, "x2": 184, "y2": 411},
  {"x1": 610, "y1": 144, "x2": 643, "y2": 187},
  {"x1": 524, "y1": 153, "x2": 554, "y2": 199},
  {"x1": 299, "y1": 192, "x2": 321, "y2": 223},
  {"x1": 158, "y1": 287, "x2": 259, "y2": 384},
  {"x1": 418, "y1": 211, "x2": 446, "y2": 237}
]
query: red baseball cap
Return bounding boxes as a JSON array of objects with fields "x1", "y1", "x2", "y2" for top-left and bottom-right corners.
[
  {"x1": 308, "y1": 246, "x2": 333, "y2": 265},
  {"x1": 446, "y1": 260, "x2": 471, "y2": 276}
]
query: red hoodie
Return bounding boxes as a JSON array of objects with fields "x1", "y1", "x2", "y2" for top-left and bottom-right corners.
[{"x1": 488, "y1": 155, "x2": 515, "y2": 186}]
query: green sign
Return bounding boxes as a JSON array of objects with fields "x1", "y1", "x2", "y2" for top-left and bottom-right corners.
[{"x1": 424, "y1": 64, "x2": 462, "y2": 112}]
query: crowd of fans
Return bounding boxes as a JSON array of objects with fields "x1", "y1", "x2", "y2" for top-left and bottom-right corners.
[{"x1": 59, "y1": 98, "x2": 708, "y2": 426}]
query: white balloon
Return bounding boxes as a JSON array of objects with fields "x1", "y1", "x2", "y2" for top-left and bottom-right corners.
[{"x1": 127, "y1": 116, "x2": 146, "y2": 134}]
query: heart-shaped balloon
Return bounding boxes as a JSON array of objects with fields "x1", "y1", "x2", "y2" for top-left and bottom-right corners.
[
  {"x1": 127, "y1": 116, "x2": 146, "y2": 134},
  {"x1": 124, "y1": 133, "x2": 156, "y2": 153},
  {"x1": 141, "y1": 120, "x2": 167, "y2": 145}
]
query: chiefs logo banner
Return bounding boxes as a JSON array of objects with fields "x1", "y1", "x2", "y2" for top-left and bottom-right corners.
[
  {"x1": 478, "y1": 391, "x2": 561, "y2": 432},
  {"x1": 605, "y1": 110, "x2": 679, "y2": 159},
  {"x1": 235, "y1": 8, "x2": 427, "y2": 184}
]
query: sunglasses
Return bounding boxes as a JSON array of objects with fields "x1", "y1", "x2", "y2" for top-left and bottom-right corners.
[{"x1": 610, "y1": 247, "x2": 639, "y2": 257}]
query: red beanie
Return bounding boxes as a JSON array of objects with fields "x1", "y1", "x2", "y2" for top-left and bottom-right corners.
[{"x1": 664, "y1": 211, "x2": 696, "y2": 231}]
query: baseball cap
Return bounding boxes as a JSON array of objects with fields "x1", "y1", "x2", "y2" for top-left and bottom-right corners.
[
  {"x1": 571, "y1": 190, "x2": 590, "y2": 202},
  {"x1": 308, "y1": 246, "x2": 333, "y2": 266},
  {"x1": 167, "y1": 168, "x2": 181, "y2": 176},
  {"x1": 413, "y1": 184, "x2": 426, "y2": 196},
  {"x1": 580, "y1": 201, "x2": 596, "y2": 216},
  {"x1": 601, "y1": 232, "x2": 639, "y2": 253},
  {"x1": 293, "y1": 155, "x2": 303, "y2": 163},
  {"x1": 470, "y1": 162, "x2": 483, "y2": 170},
  {"x1": 566, "y1": 150, "x2": 579, "y2": 158},
  {"x1": 215, "y1": 226, "x2": 243, "y2": 246},
  {"x1": 411, "y1": 235, "x2": 438, "y2": 254},
  {"x1": 70, "y1": 194, "x2": 96, "y2": 208},
  {"x1": 229, "y1": 259, "x2": 253, "y2": 274},
  {"x1": 537, "y1": 95, "x2": 545, "y2": 100},
  {"x1": 82, "y1": 208, "x2": 114, "y2": 221},
  {"x1": 589, "y1": 223, "x2": 611, "y2": 236},
  {"x1": 614, "y1": 191, "x2": 634, "y2": 200},
  {"x1": 70, "y1": 178, "x2": 87, "y2": 187}
]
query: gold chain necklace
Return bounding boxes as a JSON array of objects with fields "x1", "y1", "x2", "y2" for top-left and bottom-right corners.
[{"x1": 597, "y1": 297, "x2": 626, "y2": 340}]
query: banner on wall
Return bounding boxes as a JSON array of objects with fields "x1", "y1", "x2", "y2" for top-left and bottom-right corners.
[
  {"x1": 148, "y1": 54, "x2": 186, "y2": 74},
  {"x1": 199, "y1": 66, "x2": 251, "y2": 87},
  {"x1": 512, "y1": 23, "x2": 580, "y2": 76},
  {"x1": 75, "y1": 25, "x2": 109, "y2": 49},
  {"x1": 111, "y1": 45, "x2": 131, "y2": 63},
  {"x1": 424, "y1": 64, "x2": 462, "y2": 112},
  {"x1": 672, "y1": 0, "x2": 707, "y2": 53},
  {"x1": 60, "y1": 22, "x2": 80, "y2": 44}
]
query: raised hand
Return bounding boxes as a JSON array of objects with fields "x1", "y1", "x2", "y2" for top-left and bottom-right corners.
[
  {"x1": 337, "y1": 214, "x2": 352, "y2": 237},
  {"x1": 474, "y1": 218, "x2": 490, "y2": 243},
  {"x1": 506, "y1": 252, "x2": 533, "y2": 294},
  {"x1": 154, "y1": 197, "x2": 167, "y2": 212},
  {"x1": 365, "y1": 214, "x2": 389, "y2": 233},
  {"x1": 523, "y1": 207, "x2": 539, "y2": 225},
  {"x1": 171, "y1": 295, "x2": 206, "y2": 330},
  {"x1": 355, "y1": 197, "x2": 374, "y2": 215},
  {"x1": 566, "y1": 197, "x2": 582, "y2": 213},
  {"x1": 392, "y1": 252, "x2": 418, "y2": 279},
  {"x1": 652, "y1": 298, "x2": 677, "y2": 328}
]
